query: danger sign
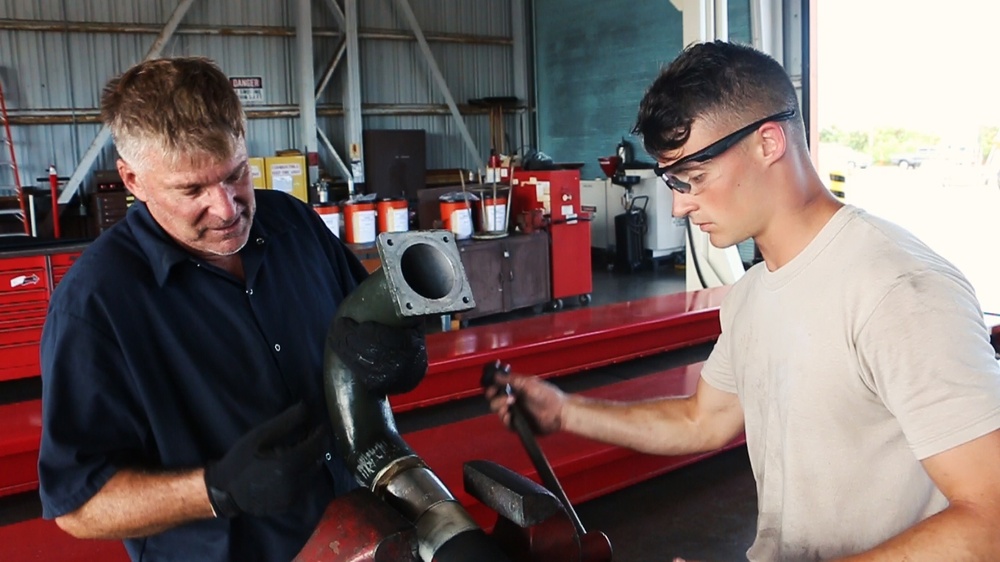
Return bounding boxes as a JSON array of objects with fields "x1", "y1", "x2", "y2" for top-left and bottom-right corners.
[{"x1": 230, "y1": 76, "x2": 264, "y2": 104}]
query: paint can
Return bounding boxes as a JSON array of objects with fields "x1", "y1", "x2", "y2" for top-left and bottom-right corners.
[
  {"x1": 342, "y1": 200, "x2": 376, "y2": 244},
  {"x1": 313, "y1": 203, "x2": 341, "y2": 238},
  {"x1": 439, "y1": 197, "x2": 473, "y2": 240},
  {"x1": 376, "y1": 198, "x2": 409, "y2": 233}
]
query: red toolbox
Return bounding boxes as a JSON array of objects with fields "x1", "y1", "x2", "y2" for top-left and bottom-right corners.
[{"x1": 0, "y1": 256, "x2": 50, "y2": 382}]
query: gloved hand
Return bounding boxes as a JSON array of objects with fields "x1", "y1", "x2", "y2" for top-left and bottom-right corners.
[
  {"x1": 204, "y1": 402, "x2": 328, "y2": 518},
  {"x1": 330, "y1": 316, "x2": 427, "y2": 396}
]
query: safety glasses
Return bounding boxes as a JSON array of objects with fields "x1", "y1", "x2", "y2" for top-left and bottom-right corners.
[{"x1": 654, "y1": 109, "x2": 796, "y2": 193}]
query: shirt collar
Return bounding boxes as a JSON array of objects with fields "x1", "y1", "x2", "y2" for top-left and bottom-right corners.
[{"x1": 126, "y1": 196, "x2": 298, "y2": 287}]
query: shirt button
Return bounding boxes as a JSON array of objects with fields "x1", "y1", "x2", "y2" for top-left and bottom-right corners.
[
  {"x1": 246, "y1": 288, "x2": 254, "y2": 295},
  {"x1": 274, "y1": 344, "x2": 281, "y2": 352},
  {"x1": 256, "y1": 237, "x2": 265, "y2": 245},
  {"x1": 325, "y1": 452, "x2": 332, "y2": 461}
]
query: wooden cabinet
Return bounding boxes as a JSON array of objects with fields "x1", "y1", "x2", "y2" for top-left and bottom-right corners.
[{"x1": 458, "y1": 232, "x2": 550, "y2": 320}]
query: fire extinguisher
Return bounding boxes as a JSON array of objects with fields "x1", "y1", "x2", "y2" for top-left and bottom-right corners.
[{"x1": 49, "y1": 164, "x2": 61, "y2": 239}]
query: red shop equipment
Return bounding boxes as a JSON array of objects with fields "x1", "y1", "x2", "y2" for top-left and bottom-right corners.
[{"x1": 510, "y1": 169, "x2": 592, "y2": 309}]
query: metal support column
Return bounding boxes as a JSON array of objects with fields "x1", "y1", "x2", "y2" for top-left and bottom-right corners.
[
  {"x1": 510, "y1": 0, "x2": 530, "y2": 153},
  {"x1": 296, "y1": 0, "x2": 318, "y2": 151},
  {"x1": 296, "y1": 0, "x2": 318, "y2": 184},
  {"x1": 60, "y1": 0, "x2": 197, "y2": 205},
  {"x1": 343, "y1": 0, "x2": 365, "y2": 184},
  {"x1": 317, "y1": 0, "x2": 353, "y2": 190},
  {"x1": 393, "y1": 0, "x2": 484, "y2": 171}
]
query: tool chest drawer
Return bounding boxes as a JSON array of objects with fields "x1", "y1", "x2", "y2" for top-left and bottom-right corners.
[
  {"x1": 0, "y1": 256, "x2": 49, "y2": 306},
  {"x1": 0, "y1": 320, "x2": 47, "y2": 380},
  {"x1": 0, "y1": 300, "x2": 47, "y2": 330},
  {"x1": 49, "y1": 251, "x2": 81, "y2": 288},
  {"x1": 0, "y1": 339, "x2": 43, "y2": 382},
  {"x1": 0, "y1": 255, "x2": 50, "y2": 381}
]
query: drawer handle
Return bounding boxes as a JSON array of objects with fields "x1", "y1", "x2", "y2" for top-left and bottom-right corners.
[{"x1": 8, "y1": 274, "x2": 42, "y2": 289}]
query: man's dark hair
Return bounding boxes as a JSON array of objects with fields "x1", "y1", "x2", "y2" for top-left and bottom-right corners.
[{"x1": 633, "y1": 41, "x2": 801, "y2": 158}]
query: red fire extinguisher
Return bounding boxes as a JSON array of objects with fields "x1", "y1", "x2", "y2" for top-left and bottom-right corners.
[{"x1": 49, "y1": 164, "x2": 61, "y2": 239}]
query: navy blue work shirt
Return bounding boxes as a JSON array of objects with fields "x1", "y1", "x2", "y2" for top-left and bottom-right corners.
[{"x1": 39, "y1": 189, "x2": 369, "y2": 561}]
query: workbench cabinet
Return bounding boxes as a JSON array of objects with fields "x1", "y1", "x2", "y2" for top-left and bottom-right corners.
[{"x1": 457, "y1": 232, "x2": 550, "y2": 320}]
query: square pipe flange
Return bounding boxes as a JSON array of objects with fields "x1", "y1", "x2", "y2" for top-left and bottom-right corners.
[{"x1": 376, "y1": 230, "x2": 476, "y2": 318}]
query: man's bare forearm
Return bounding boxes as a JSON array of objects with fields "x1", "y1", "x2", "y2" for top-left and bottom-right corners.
[
  {"x1": 561, "y1": 394, "x2": 742, "y2": 456},
  {"x1": 56, "y1": 468, "x2": 216, "y2": 539},
  {"x1": 835, "y1": 503, "x2": 1000, "y2": 561}
]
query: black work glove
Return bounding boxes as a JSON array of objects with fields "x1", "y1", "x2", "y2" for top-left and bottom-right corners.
[
  {"x1": 204, "y1": 402, "x2": 329, "y2": 518},
  {"x1": 330, "y1": 316, "x2": 428, "y2": 396}
]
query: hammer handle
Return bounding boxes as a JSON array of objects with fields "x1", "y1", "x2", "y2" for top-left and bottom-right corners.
[{"x1": 482, "y1": 361, "x2": 587, "y2": 536}]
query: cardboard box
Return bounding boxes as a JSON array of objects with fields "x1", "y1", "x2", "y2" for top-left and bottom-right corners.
[
  {"x1": 248, "y1": 157, "x2": 266, "y2": 189},
  {"x1": 264, "y1": 155, "x2": 308, "y2": 202}
]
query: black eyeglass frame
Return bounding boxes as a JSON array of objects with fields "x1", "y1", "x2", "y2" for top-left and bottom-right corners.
[{"x1": 654, "y1": 109, "x2": 797, "y2": 193}]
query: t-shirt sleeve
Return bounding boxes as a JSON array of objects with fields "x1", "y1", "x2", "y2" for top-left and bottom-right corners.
[
  {"x1": 38, "y1": 308, "x2": 148, "y2": 519},
  {"x1": 857, "y1": 268, "x2": 1000, "y2": 460},
  {"x1": 701, "y1": 301, "x2": 738, "y2": 395}
]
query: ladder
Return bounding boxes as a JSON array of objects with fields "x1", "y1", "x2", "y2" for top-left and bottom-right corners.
[{"x1": 0, "y1": 80, "x2": 29, "y2": 236}]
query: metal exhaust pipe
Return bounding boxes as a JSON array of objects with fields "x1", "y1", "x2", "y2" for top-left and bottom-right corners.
[{"x1": 323, "y1": 230, "x2": 509, "y2": 561}]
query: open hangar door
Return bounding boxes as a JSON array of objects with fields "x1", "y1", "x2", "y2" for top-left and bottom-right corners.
[
  {"x1": 811, "y1": 0, "x2": 1000, "y2": 315},
  {"x1": 641, "y1": 0, "x2": 998, "y2": 317}
]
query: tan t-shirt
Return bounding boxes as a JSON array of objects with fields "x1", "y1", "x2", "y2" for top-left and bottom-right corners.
[{"x1": 702, "y1": 205, "x2": 1000, "y2": 561}]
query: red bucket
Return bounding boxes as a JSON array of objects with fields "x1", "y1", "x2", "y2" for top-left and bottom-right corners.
[
  {"x1": 342, "y1": 200, "x2": 376, "y2": 244},
  {"x1": 313, "y1": 203, "x2": 340, "y2": 238},
  {"x1": 439, "y1": 199, "x2": 473, "y2": 239},
  {"x1": 377, "y1": 198, "x2": 409, "y2": 233}
]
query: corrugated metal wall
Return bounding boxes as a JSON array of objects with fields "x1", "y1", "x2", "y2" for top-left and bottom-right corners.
[{"x1": 0, "y1": 0, "x2": 522, "y2": 195}]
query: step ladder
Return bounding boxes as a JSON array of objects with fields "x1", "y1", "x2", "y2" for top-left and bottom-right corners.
[{"x1": 0, "y1": 80, "x2": 29, "y2": 237}]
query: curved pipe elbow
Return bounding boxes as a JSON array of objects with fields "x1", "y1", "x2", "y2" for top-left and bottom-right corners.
[{"x1": 322, "y1": 232, "x2": 508, "y2": 561}]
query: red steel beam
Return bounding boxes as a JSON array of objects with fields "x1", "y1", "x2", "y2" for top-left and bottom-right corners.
[
  {"x1": 393, "y1": 287, "x2": 729, "y2": 412},
  {"x1": 406, "y1": 362, "x2": 746, "y2": 528}
]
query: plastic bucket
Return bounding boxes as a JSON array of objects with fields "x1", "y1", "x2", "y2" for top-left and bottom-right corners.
[
  {"x1": 342, "y1": 201, "x2": 376, "y2": 244},
  {"x1": 377, "y1": 198, "x2": 409, "y2": 233},
  {"x1": 439, "y1": 200, "x2": 473, "y2": 240},
  {"x1": 313, "y1": 203, "x2": 341, "y2": 238}
]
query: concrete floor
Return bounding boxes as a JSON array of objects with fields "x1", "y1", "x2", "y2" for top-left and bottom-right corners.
[{"x1": 578, "y1": 446, "x2": 756, "y2": 562}]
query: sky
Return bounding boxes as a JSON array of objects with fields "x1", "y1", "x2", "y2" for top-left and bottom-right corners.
[{"x1": 816, "y1": 1, "x2": 1000, "y2": 144}]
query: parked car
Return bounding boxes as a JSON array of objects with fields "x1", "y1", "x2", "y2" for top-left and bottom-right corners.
[
  {"x1": 889, "y1": 147, "x2": 937, "y2": 169},
  {"x1": 819, "y1": 143, "x2": 872, "y2": 170}
]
